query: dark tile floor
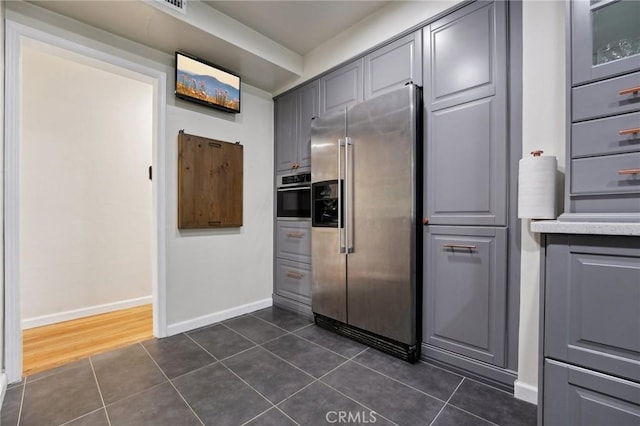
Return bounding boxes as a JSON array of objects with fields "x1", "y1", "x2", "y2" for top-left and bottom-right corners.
[{"x1": 2, "y1": 307, "x2": 537, "y2": 426}]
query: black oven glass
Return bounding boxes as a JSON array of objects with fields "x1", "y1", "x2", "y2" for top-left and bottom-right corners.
[
  {"x1": 277, "y1": 186, "x2": 311, "y2": 218},
  {"x1": 312, "y1": 180, "x2": 343, "y2": 227}
]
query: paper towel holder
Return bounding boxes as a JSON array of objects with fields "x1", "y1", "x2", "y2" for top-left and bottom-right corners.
[{"x1": 531, "y1": 150, "x2": 543, "y2": 157}]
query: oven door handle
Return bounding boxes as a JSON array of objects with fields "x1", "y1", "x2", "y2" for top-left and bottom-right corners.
[{"x1": 277, "y1": 186, "x2": 311, "y2": 192}]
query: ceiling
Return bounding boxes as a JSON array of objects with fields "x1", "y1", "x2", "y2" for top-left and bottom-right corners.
[
  {"x1": 23, "y1": 0, "x2": 392, "y2": 92},
  {"x1": 203, "y1": 1, "x2": 391, "y2": 55}
]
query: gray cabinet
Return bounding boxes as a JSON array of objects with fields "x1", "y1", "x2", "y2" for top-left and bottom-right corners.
[
  {"x1": 274, "y1": 220, "x2": 312, "y2": 312},
  {"x1": 363, "y1": 30, "x2": 422, "y2": 100},
  {"x1": 424, "y1": 0, "x2": 507, "y2": 226},
  {"x1": 540, "y1": 234, "x2": 640, "y2": 425},
  {"x1": 571, "y1": 0, "x2": 640, "y2": 86},
  {"x1": 320, "y1": 59, "x2": 363, "y2": 116},
  {"x1": 544, "y1": 359, "x2": 640, "y2": 426},
  {"x1": 566, "y1": 2, "x2": 640, "y2": 220},
  {"x1": 274, "y1": 81, "x2": 319, "y2": 172},
  {"x1": 423, "y1": 226, "x2": 507, "y2": 367}
]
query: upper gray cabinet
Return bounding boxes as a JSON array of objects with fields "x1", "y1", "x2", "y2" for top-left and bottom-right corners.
[
  {"x1": 424, "y1": 1, "x2": 507, "y2": 226},
  {"x1": 275, "y1": 81, "x2": 319, "y2": 172},
  {"x1": 320, "y1": 59, "x2": 363, "y2": 116},
  {"x1": 426, "y1": 1, "x2": 504, "y2": 111},
  {"x1": 571, "y1": 0, "x2": 640, "y2": 85},
  {"x1": 364, "y1": 30, "x2": 422, "y2": 100}
]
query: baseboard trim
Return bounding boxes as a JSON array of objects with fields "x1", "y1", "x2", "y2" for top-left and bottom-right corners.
[
  {"x1": 0, "y1": 373, "x2": 8, "y2": 410},
  {"x1": 166, "y1": 298, "x2": 273, "y2": 336},
  {"x1": 272, "y1": 294, "x2": 313, "y2": 320},
  {"x1": 22, "y1": 296, "x2": 153, "y2": 329},
  {"x1": 422, "y1": 343, "x2": 517, "y2": 392},
  {"x1": 514, "y1": 380, "x2": 538, "y2": 405}
]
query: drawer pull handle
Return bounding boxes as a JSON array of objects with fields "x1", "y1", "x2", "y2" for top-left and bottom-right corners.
[
  {"x1": 619, "y1": 86, "x2": 640, "y2": 96},
  {"x1": 618, "y1": 168, "x2": 640, "y2": 175},
  {"x1": 286, "y1": 271, "x2": 304, "y2": 279},
  {"x1": 443, "y1": 244, "x2": 477, "y2": 250},
  {"x1": 619, "y1": 127, "x2": 640, "y2": 136},
  {"x1": 286, "y1": 232, "x2": 305, "y2": 238}
]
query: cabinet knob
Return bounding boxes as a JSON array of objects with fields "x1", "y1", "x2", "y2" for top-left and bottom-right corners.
[{"x1": 422, "y1": 218, "x2": 429, "y2": 225}]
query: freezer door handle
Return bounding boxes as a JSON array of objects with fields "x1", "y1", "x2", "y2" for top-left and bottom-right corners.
[
  {"x1": 337, "y1": 138, "x2": 346, "y2": 254},
  {"x1": 345, "y1": 137, "x2": 354, "y2": 253}
]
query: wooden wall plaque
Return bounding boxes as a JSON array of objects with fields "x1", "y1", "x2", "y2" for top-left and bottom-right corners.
[{"x1": 178, "y1": 132, "x2": 243, "y2": 228}]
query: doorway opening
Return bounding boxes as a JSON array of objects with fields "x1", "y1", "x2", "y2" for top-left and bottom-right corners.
[{"x1": 5, "y1": 21, "x2": 167, "y2": 383}]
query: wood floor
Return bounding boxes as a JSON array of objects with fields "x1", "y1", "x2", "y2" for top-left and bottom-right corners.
[{"x1": 23, "y1": 304, "x2": 153, "y2": 377}]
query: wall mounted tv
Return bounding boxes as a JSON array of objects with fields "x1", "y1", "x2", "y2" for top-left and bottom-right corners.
[{"x1": 175, "y1": 51, "x2": 241, "y2": 113}]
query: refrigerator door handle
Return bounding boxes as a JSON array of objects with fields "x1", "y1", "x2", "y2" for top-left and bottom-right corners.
[
  {"x1": 345, "y1": 137, "x2": 354, "y2": 253},
  {"x1": 337, "y1": 138, "x2": 345, "y2": 254}
]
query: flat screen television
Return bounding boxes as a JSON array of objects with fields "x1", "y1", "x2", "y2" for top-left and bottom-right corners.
[{"x1": 175, "y1": 51, "x2": 241, "y2": 113}]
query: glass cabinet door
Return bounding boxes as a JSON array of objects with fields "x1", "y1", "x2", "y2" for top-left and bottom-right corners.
[{"x1": 572, "y1": 0, "x2": 640, "y2": 85}]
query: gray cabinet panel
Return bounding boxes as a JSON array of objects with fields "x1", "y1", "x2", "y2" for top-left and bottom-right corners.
[
  {"x1": 571, "y1": 0, "x2": 640, "y2": 85},
  {"x1": 544, "y1": 236, "x2": 640, "y2": 382},
  {"x1": 544, "y1": 360, "x2": 640, "y2": 426},
  {"x1": 572, "y1": 71, "x2": 640, "y2": 122},
  {"x1": 364, "y1": 30, "x2": 422, "y2": 100},
  {"x1": 297, "y1": 81, "x2": 319, "y2": 169},
  {"x1": 572, "y1": 112, "x2": 640, "y2": 158},
  {"x1": 571, "y1": 152, "x2": 640, "y2": 195},
  {"x1": 276, "y1": 220, "x2": 311, "y2": 264},
  {"x1": 275, "y1": 259, "x2": 311, "y2": 305},
  {"x1": 426, "y1": 97, "x2": 507, "y2": 225},
  {"x1": 427, "y1": 1, "x2": 505, "y2": 111},
  {"x1": 424, "y1": 226, "x2": 507, "y2": 367},
  {"x1": 275, "y1": 92, "x2": 298, "y2": 172},
  {"x1": 320, "y1": 59, "x2": 363, "y2": 116}
]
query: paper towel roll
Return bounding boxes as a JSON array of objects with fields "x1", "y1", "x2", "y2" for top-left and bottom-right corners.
[{"x1": 518, "y1": 154, "x2": 557, "y2": 219}]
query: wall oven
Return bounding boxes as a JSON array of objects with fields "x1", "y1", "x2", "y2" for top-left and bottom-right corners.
[{"x1": 277, "y1": 172, "x2": 311, "y2": 219}]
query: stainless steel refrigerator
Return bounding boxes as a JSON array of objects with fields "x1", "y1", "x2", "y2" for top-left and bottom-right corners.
[{"x1": 310, "y1": 84, "x2": 420, "y2": 361}]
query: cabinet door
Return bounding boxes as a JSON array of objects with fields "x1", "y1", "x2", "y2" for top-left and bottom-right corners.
[
  {"x1": 320, "y1": 59, "x2": 363, "y2": 116},
  {"x1": 275, "y1": 91, "x2": 297, "y2": 172},
  {"x1": 425, "y1": 97, "x2": 507, "y2": 225},
  {"x1": 275, "y1": 259, "x2": 312, "y2": 305},
  {"x1": 423, "y1": 226, "x2": 507, "y2": 367},
  {"x1": 544, "y1": 359, "x2": 640, "y2": 426},
  {"x1": 297, "y1": 81, "x2": 319, "y2": 169},
  {"x1": 364, "y1": 30, "x2": 422, "y2": 100},
  {"x1": 426, "y1": 1, "x2": 506, "y2": 111},
  {"x1": 571, "y1": 0, "x2": 640, "y2": 86},
  {"x1": 544, "y1": 235, "x2": 640, "y2": 382},
  {"x1": 276, "y1": 220, "x2": 311, "y2": 264}
]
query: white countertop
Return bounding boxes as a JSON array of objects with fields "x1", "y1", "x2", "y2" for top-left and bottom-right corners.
[{"x1": 530, "y1": 220, "x2": 640, "y2": 236}]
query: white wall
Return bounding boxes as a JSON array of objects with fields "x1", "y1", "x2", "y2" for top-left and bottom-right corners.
[
  {"x1": 517, "y1": 0, "x2": 566, "y2": 397},
  {"x1": 276, "y1": 0, "x2": 459, "y2": 94},
  {"x1": 6, "y1": 2, "x2": 274, "y2": 337},
  {"x1": 19, "y1": 43, "x2": 153, "y2": 326}
]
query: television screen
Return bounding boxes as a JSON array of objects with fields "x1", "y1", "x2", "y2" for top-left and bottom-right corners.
[{"x1": 175, "y1": 52, "x2": 241, "y2": 113}]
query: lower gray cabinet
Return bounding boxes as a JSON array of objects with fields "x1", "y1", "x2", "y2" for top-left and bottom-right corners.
[
  {"x1": 423, "y1": 226, "x2": 507, "y2": 366},
  {"x1": 543, "y1": 359, "x2": 640, "y2": 426},
  {"x1": 276, "y1": 221, "x2": 311, "y2": 264},
  {"x1": 275, "y1": 259, "x2": 311, "y2": 305}
]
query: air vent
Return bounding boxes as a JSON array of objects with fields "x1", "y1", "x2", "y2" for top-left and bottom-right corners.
[{"x1": 155, "y1": 0, "x2": 187, "y2": 14}]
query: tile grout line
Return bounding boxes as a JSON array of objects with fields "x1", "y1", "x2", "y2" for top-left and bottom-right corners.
[
  {"x1": 217, "y1": 359, "x2": 278, "y2": 412},
  {"x1": 275, "y1": 406, "x2": 302, "y2": 426},
  {"x1": 59, "y1": 408, "x2": 106, "y2": 426},
  {"x1": 290, "y1": 330, "x2": 364, "y2": 359},
  {"x1": 16, "y1": 378, "x2": 26, "y2": 426},
  {"x1": 428, "y1": 378, "x2": 465, "y2": 426},
  {"x1": 88, "y1": 357, "x2": 112, "y2": 426},
  {"x1": 349, "y1": 356, "x2": 450, "y2": 404},
  {"x1": 219, "y1": 321, "x2": 291, "y2": 347},
  {"x1": 247, "y1": 312, "x2": 313, "y2": 334},
  {"x1": 138, "y1": 343, "x2": 205, "y2": 426}
]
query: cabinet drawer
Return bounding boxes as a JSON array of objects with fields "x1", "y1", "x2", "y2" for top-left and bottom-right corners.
[
  {"x1": 572, "y1": 112, "x2": 640, "y2": 158},
  {"x1": 572, "y1": 71, "x2": 640, "y2": 122},
  {"x1": 275, "y1": 259, "x2": 311, "y2": 305},
  {"x1": 545, "y1": 237, "x2": 640, "y2": 382},
  {"x1": 543, "y1": 359, "x2": 640, "y2": 426},
  {"x1": 276, "y1": 220, "x2": 311, "y2": 263},
  {"x1": 571, "y1": 152, "x2": 640, "y2": 195},
  {"x1": 423, "y1": 226, "x2": 507, "y2": 367}
]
